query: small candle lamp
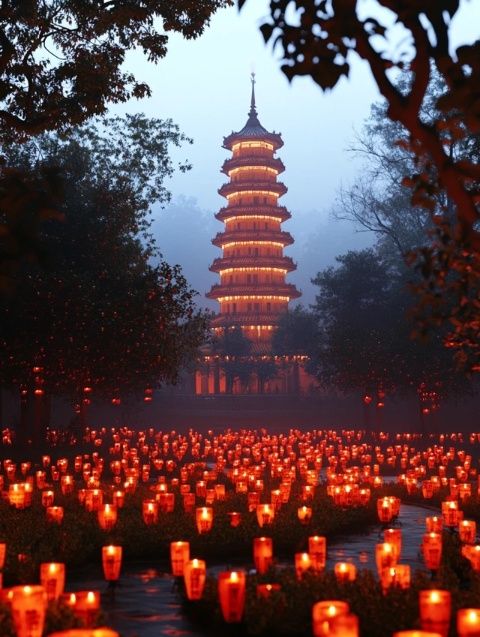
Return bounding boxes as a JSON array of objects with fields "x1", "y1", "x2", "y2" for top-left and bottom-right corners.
[
  {"x1": 419, "y1": 589, "x2": 451, "y2": 637},
  {"x1": 459, "y1": 520, "x2": 477, "y2": 544},
  {"x1": 85, "y1": 489, "x2": 103, "y2": 512},
  {"x1": 248, "y1": 492, "x2": 259, "y2": 512},
  {"x1": 72, "y1": 590, "x2": 101, "y2": 627},
  {"x1": 142, "y1": 500, "x2": 158, "y2": 525},
  {"x1": 8, "y1": 483, "x2": 27, "y2": 509},
  {"x1": 170, "y1": 541, "x2": 190, "y2": 577},
  {"x1": 384, "y1": 528, "x2": 402, "y2": 560},
  {"x1": 183, "y1": 559, "x2": 206, "y2": 600},
  {"x1": 112, "y1": 490, "x2": 125, "y2": 508},
  {"x1": 375, "y1": 542, "x2": 397, "y2": 576},
  {"x1": 218, "y1": 571, "x2": 246, "y2": 623},
  {"x1": 102, "y1": 545, "x2": 122, "y2": 582},
  {"x1": 256, "y1": 583, "x2": 281, "y2": 599},
  {"x1": 42, "y1": 489, "x2": 55, "y2": 508},
  {"x1": 183, "y1": 493, "x2": 195, "y2": 513},
  {"x1": 463, "y1": 545, "x2": 480, "y2": 571},
  {"x1": 9, "y1": 585, "x2": 47, "y2": 637},
  {"x1": 297, "y1": 506, "x2": 312, "y2": 525},
  {"x1": 228, "y1": 512, "x2": 241, "y2": 528},
  {"x1": 40, "y1": 562, "x2": 65, "y2": 600},
  {"x1": 422, "y1": 533, "x2": 442, "y2": 571},
  {"x1": 441, "y1": 500, "x2": 459, "y2": 527},
  {"x1": 214, "y1": 484, "x2": 226, "y2": 501},
  {"x1": 253, "y1": 537, "x2": 273, "y2": 574},
  {"x1": 295, "y1": 552, "x2": 312, "y2": 579},
  {"x1": 46, "y1": 506, "x2": 64, "y2": 524},
  {"x1": 60, "y1": 475, "x2": 74, "y2": 495},
  {"x1": 457, "y1": 608, "x2": 480, "y2": 637},
  {"x1": 334, "y1": 562, "x2": 356, "y2": 583},
  {"x1": 195, "y1": 507, "x2": 213, "y2": 534},
  {"x1": 308, "y1": 535, "x2": 326, "y2": 571},
  {"x1": 377, "y1": 497, "x2": 394, "y2": 524},
  {"x1": 195, "y1": 480, "x2": 206, "y2": 498},
  {"x1": 426, "y1": 516, "x2": 443, "y2": 533},
  {"x1": 35, "y1": 471, "x2": 46, "y2": 490},
  {"x1": 98, "y1": 504, "x2": 117, "y2": 531},
  {"x1": 256, "y1": 503, "x2": 275, "y2": 527},
  {"x1": 329, "y1": 613, "x2": 359, "y2": 637},
  {"x1": 381, "y1": 565, "x2": 411, "y2": 592},
  {"x1": 312, "y1": 600, "x2": 349, "y2": 637},
  {"x1": 157, "y1": 492, "x2": 175, "y2": 513}
]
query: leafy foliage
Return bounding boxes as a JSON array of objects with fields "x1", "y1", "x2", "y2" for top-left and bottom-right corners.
[
  {"x1": 245, "y1": 0, "x2": 480, "y2": 371},
  {"x1": 0, "y1": 0, "x2": 230, "y2": 287},
  {"x1": 0, "y1": 0, "x2": 231, "y2": 142},
  {"x1": 0, "y1": 116, "x2": 208, "y2": 401},
  {"x1": 310, "y1": 248, "x2": 471, "y2": 403},
  {"x1": 272, "y1": 306, "x2": 319, "y2": 358}
]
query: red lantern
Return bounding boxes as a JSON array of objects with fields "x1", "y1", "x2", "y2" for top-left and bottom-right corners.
[
  {"x1": 170, "y1": 541, "x2": 190, "y2": 577},
  {"x1": 218, "y1": 571, "x2": 246, "y2": 623},
  {"x1": 102, "y1": 545, "x2": 122, "y2": 582},
  {"x1": 253, "y1": 537, "x2": 273, "y2": 574},
  {"x1": 183, "y1": 559, "x2": 206, "y2": 600}
]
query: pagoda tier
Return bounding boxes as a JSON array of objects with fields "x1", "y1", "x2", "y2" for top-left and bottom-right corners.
[
  {"x1": 211, "y1": 229, "x2": 294, "y2": 247},
  {"x1": 218, "y1": 180, "x2": 288, "y2": 198},
  {"x1": 209, "y1": 255, "x2": 297, "y2": 273},
  {"x1": 207, "y1": 282, "x2": 300, "y2": 300},
  {"x1": 207, "y1": 74, "x2": 300, "y2": 344},
  {"x1": 221, "y1": 155, "x2": 285, "y2": 175},
  {"x1": 215, "y1": 205, "x2": 291, "y2": 224}
]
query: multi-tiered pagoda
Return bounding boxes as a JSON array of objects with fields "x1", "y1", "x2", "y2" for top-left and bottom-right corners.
[{"x1": 207, "y1": 74, "x2": 300, "y2": 350}]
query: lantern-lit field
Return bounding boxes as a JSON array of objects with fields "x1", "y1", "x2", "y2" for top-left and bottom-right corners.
[{"x1": 2, "y1": 428, "x2": 480, "y2": 636}]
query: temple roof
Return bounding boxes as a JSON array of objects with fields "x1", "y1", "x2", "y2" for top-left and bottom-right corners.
[{"x1": 223, "y1": 74, "x2": 283, "y2": 150}]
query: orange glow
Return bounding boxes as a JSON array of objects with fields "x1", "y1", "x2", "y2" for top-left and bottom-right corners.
[
  {"x1": 226, "y1": 190, "x2": 279, "y2": 199},
  {"x1": 219, "y1": 267, "x2": 288, "y2": 275},
  {"x1": 225, "y1": 215, "x2": 282, "y2": 224},
  {"x1": 228, "y1": 167, "x2": 278, "y2": 178},
  {"x1": 232, "y1": 141, "x2": 274, "y2": 151},
  {"x1": 222, "y1": 241, "x2": 285, "y2": 250},
  {"x1": 218, "y1": 295, "x2": 290, "y2": 302}
]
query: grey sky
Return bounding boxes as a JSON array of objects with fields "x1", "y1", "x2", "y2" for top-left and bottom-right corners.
[{"x1": 113, "y1": 1, "x2": 480, "y2": 307}]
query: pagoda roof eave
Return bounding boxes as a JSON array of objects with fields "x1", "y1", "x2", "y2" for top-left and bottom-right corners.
[{"x1": 223, "y1": 130, "x2": 283, "y2": 150}]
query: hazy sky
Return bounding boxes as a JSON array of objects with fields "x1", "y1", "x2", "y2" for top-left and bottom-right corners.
[{"x1": 112, "y1": 1, "x2": 480, "y2": 307}]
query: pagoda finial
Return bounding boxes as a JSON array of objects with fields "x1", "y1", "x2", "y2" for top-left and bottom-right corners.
[{"x1": 249, "y1": 72, "x2": 257, "y2": 116}]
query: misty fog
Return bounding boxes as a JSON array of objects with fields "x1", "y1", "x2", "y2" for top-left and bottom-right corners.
[{"x1": 152, "y1": 197, "x2": 374, "y2": 310}]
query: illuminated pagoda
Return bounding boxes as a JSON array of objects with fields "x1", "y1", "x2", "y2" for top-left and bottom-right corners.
[
  {"x1": 195, "y1": 75, "x2": 312, "y2": 395},
  {"x1": 207, "y1": 73, "x2": 300, "y2": 347}
]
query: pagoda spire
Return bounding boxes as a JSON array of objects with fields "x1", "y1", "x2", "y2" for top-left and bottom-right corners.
[{"x1": 249, "y1": 72, "x2": 257, "y2": 117}]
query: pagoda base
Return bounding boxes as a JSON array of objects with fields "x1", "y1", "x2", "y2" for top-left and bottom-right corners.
[{"x1": 194, "y1": 355, "x2": 316, "y2": 396}]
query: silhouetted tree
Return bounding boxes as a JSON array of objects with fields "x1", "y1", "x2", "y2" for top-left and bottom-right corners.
[
  {"x1": 311, "y1": 249, "x2": 472, "y2": 411},
  {"x1": 0, "y1": 116, "x2": 208, "y2": 427},
  {"x1": 245, "y1": 0, "x2": 480, "y2": 371},
  {"x1": 272, "y1": 306, "x2": 319, "y2": 357},
  {"x1": 0, "y1": 0, "x2": 229, "y2": 286}
]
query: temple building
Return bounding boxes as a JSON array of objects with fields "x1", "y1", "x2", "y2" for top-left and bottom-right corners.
[
  {"x1": 206, "y1": 74, "x2": 301, "y2": 347},
  {"x1": 195, "y1": 76, "x2": 313, "y2": 395}
]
